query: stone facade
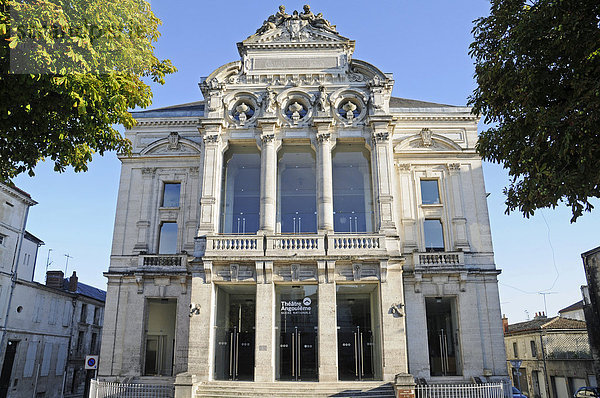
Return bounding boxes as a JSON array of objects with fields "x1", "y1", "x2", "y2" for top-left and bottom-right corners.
[
  {"x1": 582, "y1": 246, "x2": 600, "y2": 383},
  {"x1": 98, "y1": 6, "x2": 507, "y2": 396}
]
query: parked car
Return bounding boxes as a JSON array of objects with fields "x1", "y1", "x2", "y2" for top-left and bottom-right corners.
[
  {"x1": 575, "y1": 387, "x2": 600, "y2": 397},
  {"x1": 512, "y1": 386, "x2": 528, "y2": 398}
]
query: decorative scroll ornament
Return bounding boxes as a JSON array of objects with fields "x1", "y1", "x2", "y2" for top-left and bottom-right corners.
[
  {"x1": 189, "y1": 303, "x2": 201, "y2": 317},
  {"x1": 168, "y1": 132, "x2": 180, "y2": 150},
  {"x1": 390, "y1": 303, "x2": 405, "y2": 317},
  {"x1": 420, "y1": 128, "x2": 433, "y2": 147}
]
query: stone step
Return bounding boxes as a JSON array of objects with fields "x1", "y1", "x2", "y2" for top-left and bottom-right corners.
[{"x1": 194, "y1": 382, "x2": 395, "y2": 398}]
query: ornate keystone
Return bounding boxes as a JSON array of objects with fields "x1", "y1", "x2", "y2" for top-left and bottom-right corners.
[{"x1": 420, "y1": 128, "x2": 433, "y2": 147}]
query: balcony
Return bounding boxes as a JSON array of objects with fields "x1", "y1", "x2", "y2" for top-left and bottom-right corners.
[
  {"x1": 413, "y1": 251, "x2": 464, "y2": 268},
  {"x1": 201, "y1": 233, "x2": 388, "y2": 258},
  {"x1": 138, "y1": 254, "x2": 188, "y2": 271}
]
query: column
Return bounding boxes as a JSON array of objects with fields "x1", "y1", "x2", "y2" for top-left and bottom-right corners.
[
  {"x1": 370, "y1": 120, "x2": 397, "y2": 233},
  {"x1": 379, "y1": 260, "x2": 409, "y2": 381},
  {"x1": 197, "y1": 126, "x2": 225, "y2": 235},
  {"x1": 318, "y1": 261, "x2": 338, "y2": 381},
  {"x1": 254, "y1": 261, "x2": 274, "y2": 381},
  {"x1": 259, "y1": 123, "x2": 278, "y2": 233},
  {"x1": 315, "y1": 125, "x2": 334, "y2": 233}
]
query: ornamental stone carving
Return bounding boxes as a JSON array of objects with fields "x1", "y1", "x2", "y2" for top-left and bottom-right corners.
[
  {"x1": 372, "y1": 131, "x2": 390, "y2": 143},
  {"x1": 264, "y1": 87, "x2": 277, "y2": 114},
  {"x1": 316, "y1": 85, "x2": 330, "y2": 115},
  {"x1": 203, "y1": 134, "x2": 219, "y2": 143},
  {"x1": 420, "y1": 128, "x2": 433, "y2": 147},
  {"x1": 287, "y1": 101, "x2": 305, "y2": 123},
  {"x1": 260, "y1": 133, "x2": 275, "y2": 143},
  {"x1": 256, "y1": 5, "x2": 337, "y2": 36},
  {"x1": 168, "y1": 132, "x2": 180, "y2": 150}
]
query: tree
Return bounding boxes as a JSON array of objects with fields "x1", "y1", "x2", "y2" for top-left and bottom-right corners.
[
  {"x1": 469, "y1": 0, "x2": 600, "y2": 222},
  {"x1": 0, "y1": 0, "x2": 176, "y2": 181}
]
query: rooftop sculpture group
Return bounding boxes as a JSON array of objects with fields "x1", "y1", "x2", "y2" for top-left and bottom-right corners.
[{"x1": 256, "y1": 5, "x2": 338, "y2": 35}]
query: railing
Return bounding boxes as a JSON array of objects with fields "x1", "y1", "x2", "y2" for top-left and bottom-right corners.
[
  {"x1": 414, "y1": 251, "x2": 465, "y2": 267},
  {"x1": 204, "y1": 235, "x2": 263, "y2": 257},
  {"x1": 414, "y1": 383, "x2": 504, "y2": 398},
  {"x1": 89, "y1": 380, "x2": 174, "y2": 398},
  {"x1": 327, "y1": 234, "x2": 386, "y2": 255},
  {"x1": 267, "y1": 235, "x2": 325, "y2": 256},
  {"x1": 138, "y1": 254, "x2": 187, "y2": 269}
]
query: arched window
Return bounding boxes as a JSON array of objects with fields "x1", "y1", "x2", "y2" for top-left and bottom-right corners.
[
  {"x1": 220, "y1": 146, "x2": 261, "y2": 234},
  {"x1": 277, "y1": 145, "x2": 317, "y2": 233},
  {"x1": 332, "y1": 143, "x2": 373, "y2": 233}
]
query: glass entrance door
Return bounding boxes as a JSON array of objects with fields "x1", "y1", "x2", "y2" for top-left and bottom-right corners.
[
  {"x1": 336, "y1": 284, "x2": 381, "y2": 381},
  {"x1": 276, "y1": 285, "x2": 318, "y2": 381},
  {"x1": 214, "y1": 286, "x2": 255, "y2": 381}
]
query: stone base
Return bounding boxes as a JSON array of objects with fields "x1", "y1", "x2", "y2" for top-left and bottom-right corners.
[
  {"x1": 393, "y1": 373, "x2": 415, "y2": 398},
  {"x1": 174, "y1": 372, "x2": 196, "y2": 398}
]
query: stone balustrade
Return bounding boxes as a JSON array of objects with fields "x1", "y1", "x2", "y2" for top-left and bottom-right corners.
[
  {"x1": 204, "y1": 235, "x2": 264, "y2": 257},
  {"x1": 327, "y1": 234, "x2": 387, "y2": 256},
  {"x1": 138, "y1": 254, "x2": 187, "y2": 269},
  {"x1": 267, "y1": 234, "x2": 326, "y2": 256},
  {"x1": 414, "y1": 251, "x2": 464, "y2": 267}
]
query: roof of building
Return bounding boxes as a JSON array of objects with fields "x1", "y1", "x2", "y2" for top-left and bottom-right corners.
[
  {"x1": 63, "y1": 277, "x2": 106, "y2": 302},
  {"x1": 24, "y1": 231, "x2": 44, "y2": 245},
  {"x1": 559, "y1": 300, "x2": 584, "y2": 314},
  {"x1": 506, "y1": 316, "x2": 587, "y2": 334},
  {"x1": 129, "y1": 96, "x2": 464, "y2": 120}
]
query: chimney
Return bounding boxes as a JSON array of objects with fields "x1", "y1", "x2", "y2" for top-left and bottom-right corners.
[
  {"x1": 46, "y1": 270, "x2": 64, "y2": 289},
  {"x1": 502, "y1": 314, "x2": 509, "y2": 334},
  {"x1": 68, "y1": 271, "x2": 78, "y2": 292},
  {"x1": 534, "y1": 311, "x2": 547, "y2": 320}
]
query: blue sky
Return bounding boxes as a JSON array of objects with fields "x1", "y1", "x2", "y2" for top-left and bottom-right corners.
[{"x1": 13, "y1": 1, "x2": 599, "y2": 323}]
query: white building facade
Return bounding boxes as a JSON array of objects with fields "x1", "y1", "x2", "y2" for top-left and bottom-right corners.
[{"x1": 98, "y1": 7, "x2": 507, "y2": 397}]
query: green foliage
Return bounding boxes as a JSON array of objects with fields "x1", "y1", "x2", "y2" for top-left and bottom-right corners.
[
  {"x1": 469, "y1": 0, "x2": 600, "y2": 221},
  {"x1": 0, "y1": 0, "x2": 176, "y2": 180}
]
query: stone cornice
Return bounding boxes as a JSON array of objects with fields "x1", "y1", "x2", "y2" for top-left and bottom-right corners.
[
  {"x1": 0, "y1": 183, "x2": 37, "y2": 206},
  {"x1": 134, "y1": 119, "x2": 199, "y2": 127}
]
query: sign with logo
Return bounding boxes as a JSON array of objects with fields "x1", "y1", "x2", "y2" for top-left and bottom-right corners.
[
  {"x1": 85, "y1": 355, "x2": 98, "y2": 370},
  {"x1": 280, "y1": 297, "x2": 312, "y2": 315}
]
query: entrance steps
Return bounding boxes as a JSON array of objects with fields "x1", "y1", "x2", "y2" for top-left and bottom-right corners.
[{"x1": 194, "y1": 381, "x2": 395, "y2": 398}]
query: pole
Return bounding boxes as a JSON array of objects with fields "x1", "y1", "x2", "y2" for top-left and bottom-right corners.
[{"x1": 64, "y1": 254, "x2": 73, "y2": 275}]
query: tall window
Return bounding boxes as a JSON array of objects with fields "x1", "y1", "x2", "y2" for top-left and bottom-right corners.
[
  {"x1": 332, "y1": 143, "x2": 373, "y2": 233},
  {"x1": 80, "y1": 304, "x2": 87, "y2": 323},
  {"x1": 420, "y1": 180, "x2": 440, "y2": 204},
  {"x1": 162, "y1": 183, "x2": 181, "y2": 207},
  {"x1": 220, "y1": 146, "x2": 261, "y2": 234},
  {"x1": 277, "y1": 146, "x2": 317, "y2": 233},
  {"x1": 530, "y1": 340, "x2": 537, "y2": 357},
  {"x1": 158, "y1": 222, "x2": 178, "y2": 254},
  {"x1": 513, "y1": 342, "x2": 519, "y2": 357},
  {"x1": 424, "y1": 219, "x2": 444, "y2": 252}
]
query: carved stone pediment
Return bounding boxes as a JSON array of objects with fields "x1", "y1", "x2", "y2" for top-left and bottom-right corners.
[{"x1": 394, "y1": 133, "x2": 463, "y2": 152}]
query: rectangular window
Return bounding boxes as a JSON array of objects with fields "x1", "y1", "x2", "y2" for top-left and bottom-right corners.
[
  {"x1": 90, "y1": 333, "x2": 98, "y2": 354},
  {"x1": 76, "y1": 331, "x2": 85, "y2": 354},
  {"x1": 93, "y1": 307, "x2": 100, "y2": 325},
  {"x1": 0, "y1": 234, "x2": 5, "y2": 245},
  {"x1": 513, "y1": 341, "x2": 519, "y2": 357},
  {"x1": 530, "y1": 340, "x2": 537, "y2": 357},
  {"x1": 158, "y1": 222, "x2": 178, "y2": 254},
  {"x1": 420, "y1": 180, "x2": 440, "y2": 204},
  {"x1": 424, "y1": 219, "x2": 444, "y2": 252},
  {"x1": 162, "y1": 183, "x2": 181, "y2": 207},
  {"x1": 80, "y1": 304, "x2": 87, "y2": 324}
]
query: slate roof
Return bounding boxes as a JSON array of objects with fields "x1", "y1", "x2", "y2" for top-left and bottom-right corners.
[
  {"x1": 63, "y1": 277, "x2": 106, "y2": 302},
  {"x1": 389, "y1": 97, "x2": 459, "y2": 108},
  {"x1": 131, "y1": 101, "x2": 205, "y2": 118},
  {"x1": 506, "y1": 316, "x2": 587, "y2": 335},
  {"x1": 559, "y1": 300, "x2": 584, "y2": 314}
]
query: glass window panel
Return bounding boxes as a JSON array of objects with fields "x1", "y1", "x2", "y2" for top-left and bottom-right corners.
[
  {"x1": 278, "y1": 146, "x2": 317, "y2": 233},
  {"x1": 332, "y1": 143, "x2": 373, "y2": 232},
  {"x1": 158, "y1": 222, "x2": 177, "y2": 254},
  {"x1": 420, "y1": 180, "x2": 440, "y2": 205},
  {"x1": 424, "y1": 219, "x2": 444, "y2": 252},
  {"x1": 162, "y1": 183, "x2": 181, "y2": 207},
  {"x1": 221, "y1": 147, "x2": 261, "y2": 234}
]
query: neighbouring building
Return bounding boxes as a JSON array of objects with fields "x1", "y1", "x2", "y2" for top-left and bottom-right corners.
[
  {"x1": 504, "y1": 313, "x2": 596, "y2": 398},
  {"x1": 558, "y1": 300, "x2": 585, "y2": 321},
  {"x1": 97, "y1": 6, "x2": 507, "y2": 397},
  {"x1": 582, "y1": 246, "x2": 600, "y2": 383},
  {"x1": 0, "y1": 183, "x2": 106, "y2": 398}
]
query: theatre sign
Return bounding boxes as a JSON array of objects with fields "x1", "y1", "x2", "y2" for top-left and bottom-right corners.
[{"x1": 97, "y1": 4, "x2": 509, "y2": 397}]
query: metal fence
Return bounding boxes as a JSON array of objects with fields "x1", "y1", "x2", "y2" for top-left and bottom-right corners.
[
  {"x1": 89, "y1": 380, "x2": 174, "y2": 398},
  {"x1": 415, "y1": 383, "x2": 505, "y2": 398}
]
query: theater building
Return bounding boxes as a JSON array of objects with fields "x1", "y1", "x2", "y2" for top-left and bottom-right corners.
[{"x1": 97, "y1": 6, "x2": 507, "y2": 396}]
